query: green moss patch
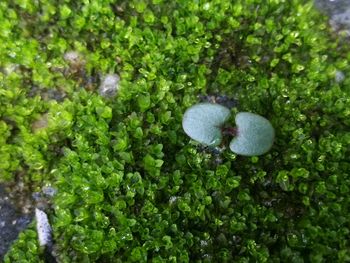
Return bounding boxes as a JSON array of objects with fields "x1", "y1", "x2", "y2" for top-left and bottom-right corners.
[{"x1": 1, "y1": 0, "x2": 350, "y2": 262}]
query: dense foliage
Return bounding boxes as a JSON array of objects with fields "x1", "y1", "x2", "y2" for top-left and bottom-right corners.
[{"x1": 1, "y1": 0, "x2": 350, "y2": 262}]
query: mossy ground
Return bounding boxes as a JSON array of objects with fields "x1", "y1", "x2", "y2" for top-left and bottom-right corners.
[{"x1": 1, "y1": 0, "x2": 350, "y2": 262}]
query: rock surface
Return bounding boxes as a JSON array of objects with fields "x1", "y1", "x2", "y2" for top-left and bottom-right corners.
[{"x1": 0, "y1": 184, "x2": 32, "y2": 259}]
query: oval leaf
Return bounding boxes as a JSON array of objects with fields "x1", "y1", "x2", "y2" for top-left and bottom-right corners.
[
  {"x1": 230, "y1": 112, "x2": 274, "y2": 156},
  {"x1": 182, "y1": 103, "x2": 231, "y2": 146}
]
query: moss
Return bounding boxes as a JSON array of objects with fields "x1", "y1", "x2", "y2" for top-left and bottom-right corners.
[
  {"x1": 1, "y1": 0, "x2": 350, "y2": 262},
  {"x1": 3, "y1": 223, "x2": 44, "y2": 263}
]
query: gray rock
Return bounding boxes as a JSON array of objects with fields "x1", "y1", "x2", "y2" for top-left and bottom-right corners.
[
  {"x1": 315, "y1": 0, "x2": 350, "y2": 16},
  {"x1": 0, "y1": 184, "x2": 32, "y2": 259},
  {"x1": 335, "y1": 70, "x2": 345, "y2": 82},
  {"x1": 42, "y1": 186, "x2": 57, "y2": 197},
  {"x1": 98, "y1": 74, "x2": 120, "y2": 98},
  {"x1": 315, "y1": 0, "x2": 350, "y2": 34}
]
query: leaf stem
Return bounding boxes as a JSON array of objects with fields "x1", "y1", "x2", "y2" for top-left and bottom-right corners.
[{"x1": 221, "y1": 126, "x2": 237, "y2": 136}]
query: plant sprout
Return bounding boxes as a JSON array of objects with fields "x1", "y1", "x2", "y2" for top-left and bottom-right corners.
[{"x1": 182, "y1": 103, "x2": 275, "y2": 156}]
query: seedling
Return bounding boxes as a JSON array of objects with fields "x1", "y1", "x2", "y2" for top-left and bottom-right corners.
[{"x1": 182, "y1": 103, "x2": 274, "y2": 156}]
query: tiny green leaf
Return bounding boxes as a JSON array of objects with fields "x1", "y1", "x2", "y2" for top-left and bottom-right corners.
[
  {"x1": 230, "y1": 112, "x2": 274, "y2": 156},
  {"x1": 182, "y1": 103, "x2": 231, "y2": 146}
]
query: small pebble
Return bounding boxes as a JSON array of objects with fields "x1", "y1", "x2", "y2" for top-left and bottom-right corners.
[
  {"x1": 335, "y1": 70, "x2": 345, "y2": 83},
  {"x1": 42, "y1": 186, "x2": 57, "y2": 197},
  {"x1": 35, "y1": 208, "x2": 52, "y2": 247},
  {"x1": 63, "y1": 51, "x2": 82, "y2": 65},
  {"x1": 99, "y1": 74, "x2": 120, "y2": 98}
]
